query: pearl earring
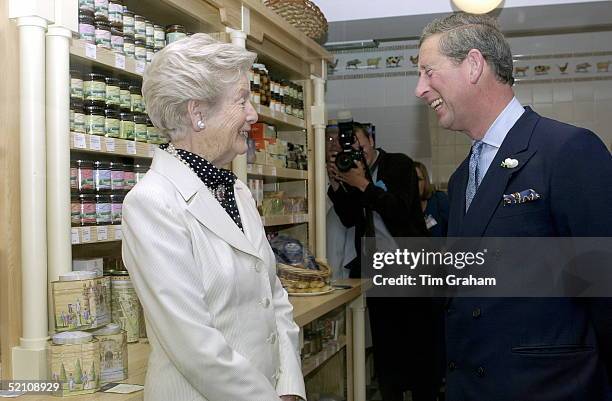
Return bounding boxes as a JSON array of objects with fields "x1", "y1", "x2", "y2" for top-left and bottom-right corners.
[{"x1": 196, "y1": 120, "x2": 205, "y2": 129}]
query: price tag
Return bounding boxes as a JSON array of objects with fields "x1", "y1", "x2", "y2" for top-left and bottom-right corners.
[
  {"x1": 89, "y1": 135, "x2": 101, "y2": 151},
  {"x1": 126, "y1": 141, "x2": 136, "y2": 155},
  {"x1": 97, "y1": 226, "x2": 108, "y2": 241},
  {"x1": 73, "y1": 133, "x2": 86, "y2": 149},
  {"x1": 85, "y1": 43, "x2": 97, "y2": 59},
  {"x1": 270, "y1": 166, "x2": 277, "y2": 176},
  {"x1": 135, "y1": 60, "x2": 146, "y2": 75},
  {"x1": 82, "y1": 227, "x2": 91, "y2": 242},
  {"x1": 114, "y1": 226, "x2": 122, "y2": 240},
  {"x1": 105, "y1": 137, "x2": 116, "y2": 152},
  {"x1": 115, "y1": 53, "x2": 126, "y2": 69},
  {"x1": 71, "y1": 229, "x2": 80, "y2": 244},
  {"x1": 148, "y1": 144, "x2": 156, "y2": 157}
]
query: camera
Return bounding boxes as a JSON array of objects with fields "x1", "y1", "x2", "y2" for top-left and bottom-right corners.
[{"x1": 334, "y1": 119, "x2": 364, "y2": 172}]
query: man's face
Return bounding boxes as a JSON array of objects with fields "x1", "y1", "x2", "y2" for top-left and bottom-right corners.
[{"x1": 415, "y1": 35, "x2": 470, "y2": 132}]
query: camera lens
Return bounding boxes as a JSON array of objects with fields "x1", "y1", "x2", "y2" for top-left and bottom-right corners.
[{"x1": 335, "y1": 152, "x2": 355, "y2": 172}]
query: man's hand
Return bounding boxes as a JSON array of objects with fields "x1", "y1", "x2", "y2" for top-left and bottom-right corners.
[
  {"x1": 336, "y1": 160, "x2": 370, "y2": 192},
  {"x1": 327, "y1": 154, "x2": 341, "y2": 191}
]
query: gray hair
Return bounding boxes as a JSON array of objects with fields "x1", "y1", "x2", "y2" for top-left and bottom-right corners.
[
  {"x1": 419, "y1": 12, "x2": 514, "y2": 85},
  {"x1": 142, "y1": 33, "x2": 257, "y2": 141}
]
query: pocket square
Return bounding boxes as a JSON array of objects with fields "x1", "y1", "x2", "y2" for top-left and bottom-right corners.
[
  {"x1": 503, "y1": 189, "x2": 541, "y2": 206},
  {"x1": 374, "y1": 180, "x2": 388, "y2": 192}
]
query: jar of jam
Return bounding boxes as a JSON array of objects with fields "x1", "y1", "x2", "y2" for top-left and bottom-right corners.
[
  {"x1": 129, "y1": 85, "x2": 144, "y2": 112},
  {"x1": 84, "y1": 73, "x2": 106, "y2": 102},
  {"x1": 94, "y1": 0, "x2": 109, "y2": 19},
  {"x1": 146, "y1": 116, "x2": 159, "y2": 143},
  {"x1": 123, "y1": 164, "x2": 136, "y2": 189},
  {"x1": 108, "y1": 0, "x2": 123, "y2": 26},
  {"x1": 110, "y1": 194, "x2": 124, "y2": 224},
  {"x1": 79, "y1": 0, "x2": 95, "y2": 13},
  {"x1": 79, "y1": 11, "x2": 96, "y2": 43},
  {"x1": 70, "y1": 70, "x2": 83, "y2": 100},
  {"x1": 110, "y1": 162, "x2": 124, "y2": 191},
  {"x1": 134, "y1": 113, "x2": 148, "y2": 142},
  {"x1": 105, "y1": 77, "x2": 120, "y2": 106},
  {"x1": 134, "y1": 39, "x2": 146, "y2": 61},
  {"x1": 134, "y1": 14, "x2": 146, "y2": 41},
  {"x1": 94, "y1": 161, "x2": 112, "y2": 192},
  {"x1": 111, "y1": 26, "x2": 124, "y2": 54},
  {"x1": 71, "y1": 98, "x2": 86, "y2": 133},
  {"x1": 70, "y1": 161, "x2": 79, "y2": 191},
  {"x1": 84, "y1": 103, "x2": 105, "y2": 135},
  {"x1": 104, "y1": 107, "x2": 120, "y2": 138},
  {"x1": 95, "y1": 16, "x2": 112, "y2": 49},
  {"x1": 79, "y1": 194, "x2": 97, "y2": 226},
  {"x1": 122, "y1": 10, "x2": 134, "y2": 37},
  {"x1": 119, "y1": 111, "x2": 134, "y2": 139},
  {"x1": 71, "y1": 193, "x2": 81, "y2": 226},
  {"x1": 165, "y1": 24, "x2": 186, "y2": 44},
  {"x1": 145, "y1": 20, "x2": 154, "y2": 47},
  {"x1": 119, "y1": 81, "x2": 131, "y2": 110},
  {"x1": 77, "y1": 160, "x2": 95, "y2": 192},
  {"x1": 95, "y1": 194, "x2": 112, "y2": 224},
  {"x1": 123, "y1": 35, "x2": 135, "y2": 58},
  {"x1": 153, "y1": 24, "x2": 165, "y2": 50},
  {"x1": 135, "y1": 164, "x2": 148, "y2": 183}
]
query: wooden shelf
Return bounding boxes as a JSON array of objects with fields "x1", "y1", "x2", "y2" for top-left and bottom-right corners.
[
  {"x1": 247, "y1": 164, "x2": 308, "y2": 180},
  {"x1": 70, "y1": 39, "x2": 144, "y2": 78},
  {"x1": 71, "y1": 133, "x2": 156, "y2": 159},
  {"x1": 261, "y1": 214, "x2": 308, "y2": 226},
  {"x1": 302, "y1": 336, "x2": 347, "y2": 377},
  {"x1": 71, "y1": 225, "x2": 122, "y2": 245},
  {"x1": 254, "y1": 104, "x2": 305, "y2": 130}
]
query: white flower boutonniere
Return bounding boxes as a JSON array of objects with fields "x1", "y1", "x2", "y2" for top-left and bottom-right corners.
[{"x1": 500, "y1": 158, "x2": 519, "y2": 169}]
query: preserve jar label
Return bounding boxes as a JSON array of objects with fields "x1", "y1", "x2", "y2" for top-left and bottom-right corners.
[
  {"x1": 71, "y1": 78, "x2": 83, "y2": 98},
  {"x1": 131, "y1": 94, "x2": 143, "y2": 112},
  {"x1": 79, "y1": 0, "x2": 95, "y2": 12},
  {"x1": 108, "y1": 2, "x2": 123, "y2": 24},
  {"x1": 96, "y1": 202, "x2": 112, "y2": 224},
  {"x1": 124, "y1": 41, "x2": 135, "y2": 57},
  {"x1": 111, "y1": 203, "x2": 122, "y2": 222},
  {"x1": 70, "y1": 168, "x2": 78, "y2": 190},
  {"x1": 84, "y1": 81, "x2": 106, "y2": 101},
  {"x1": 95, "y1": 29, "x2": 111, "y2": 49},
  {"x1": 74, "y1": 112, "x2": 86, "y2": 133},
  {"x1": 120, "y1": 90, "x2": 131, "y2": 108},
  {"x1": 134, "y1": 123, "x2": 147, "y2": 142},
  {"x1": 111, "y1": 170, "x2": 124, "y2": 190},
  {"x1": 135, "y1": 46, "x2": 146, "y2": 61},
  {"x1": 105, "y1": 117, "x2": 120, "y2": 137},
  {"x1": 166, "y1": 32, "x2": 186, "y2": 44},
  {"x1": 94, "y1": 0, "x2": 109, "y2": 18},
  {"x1": 71, "y1": 202, "x2": 81, "y2": 225},
  {"x1": 79, "y1": 169, "x2": 94, "y2": 191},
  {"x1": 124, "y1": 172, "x2": 136, "y2": 188},
  {"x1": 111, "y1": 34, "x2": 124, "y2": 53},
  {"x1": 95, "y1": 168, "x2": 111, "y2": 190},
  {"x1": 106, "y1": 85, "x2": 120, "y2": 105},
  {"x1": 120, "y1": 121, "x2": 135, "y2": 140},
  {"x1": 134, "y1": 21, "x2": 146, "y2": 39},
  {"x1": 85, "y1": 114, "x2": 105, "y2": 135},
  {"x1": 81, "y1": 202, "x2": 96, "y2": 224},
  {"x1": 79, "y1": 23, "x2": 95, "y2": 43}
]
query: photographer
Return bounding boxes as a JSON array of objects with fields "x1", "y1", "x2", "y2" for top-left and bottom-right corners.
[{"x1": 327, "y1": 123, "x2": 441, "y2": 401}]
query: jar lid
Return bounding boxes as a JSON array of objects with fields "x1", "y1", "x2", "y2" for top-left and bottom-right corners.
[
  {"x1": 91, "y1": 323, "x2": 122, "y2": 336},
  {"x1": 94, "y1": 160, "x2": 110, "y2": 167},
  {"x1": 70, "y1": 69, "x2": 82, "y2": 78},
  {"x1": 129, "y1": 85, "x2": 141, "y2": 93},
  {"x1": 105, "y1": 76, "x2": 119, "y2": 85},
  {"x1": 123, "y1": 10, "x2": 134, "y2": 17},
  {"x1": 59, "y1": 270, "x2": 99, "y2": 281},
  {"x1": 119, "y1": 111, "x2": 133, "y2": 118},
  {"x1": 70, "y1": 98, "x2": 84, "y2": 109},
  {"x1": 95, "y1": 16, "x2": 111, "y2": 26},
  {"x1": 52, "y1": 331, "x2": 93, "y2": 345},
  {"x1": 79, "y1": 10, "x2": 95, "y2": 18},
  {"x1": 76, "y1": 159, "x2": 93, "y2": 165},
  {"x1": 84, "y1": 104, "x2": 105, "y2": 113},
  {"x1": 123, "y1": 35, "x2": 134, "y2": 43},
  {"x1": 86, "y1": 72, "x2": 106, "y2": 81},
  {"x1": 153, "y1": 24, "x2": 164, "y2": 29},
  {"x1": 79, "y1": 193, "x2": 95, "y2": 200},
  {"x1": 134, "y1": 39, "x2": 145, "y2": 46},
  {"x1": 134, "y1": 14, "x2": 145, "y2": 20},
  {"x1": 166, "y1": 24, "x2": 185, "y2": 32},
  {"x1": 109, "y1": 161, "x2": 124, "y2": 168}
]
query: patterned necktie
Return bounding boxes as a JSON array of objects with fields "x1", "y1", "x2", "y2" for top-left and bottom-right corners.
[{"x1": 465, "y1": 141, "x2": 484, "y2": 212}]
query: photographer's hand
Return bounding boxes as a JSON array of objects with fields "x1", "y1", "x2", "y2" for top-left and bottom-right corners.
[
  {"x1": 327, "y1": 154, "x2": 341, "y2": 191},
  {"x1": 337, "y1": 160, "x2": 370, "y2": 192}
]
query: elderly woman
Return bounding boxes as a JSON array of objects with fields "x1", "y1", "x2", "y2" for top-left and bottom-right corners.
[{"x1": 121, "y1": 34, "x2": 305, "y2": 401}]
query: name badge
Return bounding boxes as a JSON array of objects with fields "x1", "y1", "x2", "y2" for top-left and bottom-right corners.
[{"x1": 425, "y1": 214, "x2": 438, "y2": 230}]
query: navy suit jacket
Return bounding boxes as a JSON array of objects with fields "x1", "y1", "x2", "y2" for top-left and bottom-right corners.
[{"x1": 446, "y1": 107, "x2": 612, "y2": 401}]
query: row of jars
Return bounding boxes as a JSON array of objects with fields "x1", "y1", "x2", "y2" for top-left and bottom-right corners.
[
  {"x1": 71, "y1": 160, "x2": 148, "y2": 194},
  {"x1": 250, "y1": 64, "x2": 305, "y2": 119},
  {"x1": 71, "y1": 192, "x2": 125, "y2": 226},
  {"x1": 79, "y1": 0, "x2": 188, "y2": 58},
  {"x1": 71, "y1": 71, "x2": 144, "y2": 113}
]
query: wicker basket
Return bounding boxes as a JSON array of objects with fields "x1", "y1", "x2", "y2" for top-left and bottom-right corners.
[
  {"x1": 277, "y1": 260, "x2": 331, "y2": 293},
  {"x1": 264, "y1": 0, "x2": 328, "y2": 42}
]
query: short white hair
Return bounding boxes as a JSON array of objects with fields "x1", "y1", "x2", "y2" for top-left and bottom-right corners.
[{"x1": 142, "y1": 33, "x2": 256, "y2": 141}]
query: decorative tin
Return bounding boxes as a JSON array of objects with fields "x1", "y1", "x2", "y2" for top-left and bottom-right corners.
[
  {"x1": 48, "y1": 331, "x2": 101, "y2": 396},
  {"x1": 52, "y1": 272, "x2": 111, "y2": 332},
  {"x1": 92, "y1": 323, "x2": 128, "y2": 383},
  {"x1": 111, "y1": 273, "x2": 141, "y2": 343}
]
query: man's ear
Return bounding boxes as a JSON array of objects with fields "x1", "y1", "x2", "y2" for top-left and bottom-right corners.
[{"x1": 466, "y1": 49, "x2": 485, "y2": 84}]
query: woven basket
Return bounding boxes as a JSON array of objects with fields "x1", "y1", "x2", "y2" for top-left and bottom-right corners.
[
  {"x1": 264, "y1": 0, "x2": 328, "y2": 42},
  {"x1": 277, "y1": 260, "x2": 331, "y2": 293}
]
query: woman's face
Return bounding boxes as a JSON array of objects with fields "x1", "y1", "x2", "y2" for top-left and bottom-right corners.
[{"x1": 196, "y1": 74, "x2": 258, "y2": 166}]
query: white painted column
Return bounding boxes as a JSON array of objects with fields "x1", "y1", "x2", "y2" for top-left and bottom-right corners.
[
  {"x1": 310, "y1": 75, "x2": 327, "y2": 260},
  {"x1": 46, "y1": 24, "x2": 73, "y2": 334},
  {"x1": 350, "y1": 293, "x2": 367, "y2": 401},
  {"x1": 228, "y1": 28, "x2": 248, "y2": 183},
  {"x1": 12, "y1": 15, "x2": 50, "y2": 380}
]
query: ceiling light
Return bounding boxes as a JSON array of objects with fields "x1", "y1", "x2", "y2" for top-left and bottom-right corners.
[{"x1": 452, "y1": 0, "x2": 503, "y2": 14}]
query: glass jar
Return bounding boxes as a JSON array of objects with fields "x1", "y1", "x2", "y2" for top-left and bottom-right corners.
[
  {"x1": 79, "y1": 194, "x2": 97, "y2": 226},
  {"x1": 111, "y1": 26, "x2": 124, "y2": 54},
  {"x1": 84, "y1": 103, "x2": 106, "y2": 135},
  {"x1": 71, "y1": 98, "x2": 86, "y2": 133},
  {"x1": 133, "y1": 113, "x2": 148, "y2": 142},
  {"x1": 134, "y1": 14, "x2": 146, "y2": 41},
  {"x1": 95, "y1": 194, "x2": 112, "y2": 224},
  {"x1": 79, "y1": 0, "x2": 95, "y2": 13},
  {"x1": 123, "y1": 35, "x2": 134, "y2": 58},
  {"x1": 110, "y1": 162, "x2": 124, "y2": 191},
  {"x1": 105, "y1": 77, "x2": 120, "y2": 106},
  {"x1": 70, "y1": 70, "x2": 83, "y2": 100},
  {"x1": 79, "y1": 11, "x2": 96, "y2": 43},
  {"x1": 95, "y1": 16, "x2": 112, "y2": 49},
  {"x1": 129, "y1": 85, "x2": 144, "y2": 112},
  {"x1": 146, "y1": 116, "x2": 159, "y2": 143},
  {"x1": 104, "y1": 107, "x2": 120, "y2": 138},
  {"x1": 110, "y1": 194, "x2": 124, "y2": 224},
  {"x1": 84, "y1": 73, "x2": 106, "y2": 102},
  {"x1": 165, "y1": 24, "x2": 186, "y2": 44},
  {"x1": 119, "y1": 81, "x2": 131, "y2": 110},
  {"x1": 145, "y1": 20, "x2": 154, "y2": 47},
  {"x1": 94, "y1": 0, "x2": 109, "y2": 19},
  {"x1": 134, "y1": 164, "x2": 148, "y2": 183},
  {"x1": 153, "y1": 24, "x2": 165, "y2": 50},
  {"x1": 146, "y1": 45, "x2": 154, "y2": 63},
  {"x1": 108, "y1": 0, "x2": 123, "y2": 26},
  {"x1": 119, "y1": 111, "x2": 134, "y2": 139},
  {"x1": 123, "y1": 164, "x2": 136, "y2": 189},
  {"x1": 71, "y1": 193, "x2": 81, "y2": 227},
  {"x1": 134, "y1": 39, "x2": 146, "y2": 61},
  {"x1": 122, "y1": 10, "x2": 134, "y2": 37},
  {"x1": 94, "y1": 161, "x2": 112, "y2": 192},
  {"x1": 77, "y1": 160, "x2": 95, "y2": 192},
  {"x1": 70, "y1": 161, "x2": 78, "y2": 191}
]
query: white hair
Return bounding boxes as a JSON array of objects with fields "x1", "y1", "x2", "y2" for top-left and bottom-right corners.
[{"x1": 142, "y1": 33, "x2": 256, "y2": 141}]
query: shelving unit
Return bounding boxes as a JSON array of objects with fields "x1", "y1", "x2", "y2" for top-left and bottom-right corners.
[
  {"x1": 247, "y1": 163, "x2": 308, "y2": 180},
  {"x1": 70, "y1": 38, "x2": 144, "y2": 77},
  {"x1": 302, "y1": 336, "x2": 347, "y2": 377},
  {"x1": 71, "y1": 133, "x2": 155, "y2": 159},
  {"x1": 71, "y1": 225, "x2": 123, "y2": 245},
  {"x1": 254, "y1": 103, "x2": 306, "y2": 130}
]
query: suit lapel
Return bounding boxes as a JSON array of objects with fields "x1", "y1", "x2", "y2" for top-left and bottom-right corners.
[{"x1": 460, "y1": 107, "x2": 540, "y2": 236}]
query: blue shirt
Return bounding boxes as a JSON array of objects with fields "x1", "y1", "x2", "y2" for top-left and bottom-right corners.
[{"x1": 476, "y1": 97, "x2": 525, "y2": 185}]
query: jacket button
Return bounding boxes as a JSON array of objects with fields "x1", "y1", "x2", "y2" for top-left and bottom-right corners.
[
  {"x1": 262, "y1": 298, "x2": 271, "y2": 308},
  {"x1": 472, "y1": 307, "x2": 481, "y2": 318},
  {"x1": 476, "y1": 366, "x2": 485, "y2": 377},
  {"x1": 448, "y1": 361, "x2": 456, "y2": 371}
]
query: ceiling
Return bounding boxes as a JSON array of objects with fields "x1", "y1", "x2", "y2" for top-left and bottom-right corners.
[{"x1": 320, "y1": 0, "x2": 612, "y2": 43}]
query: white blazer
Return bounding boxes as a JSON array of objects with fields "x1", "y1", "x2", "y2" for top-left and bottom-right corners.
[{"x1": 122, "y1": 148, "x2": 306, "y2": 401}]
